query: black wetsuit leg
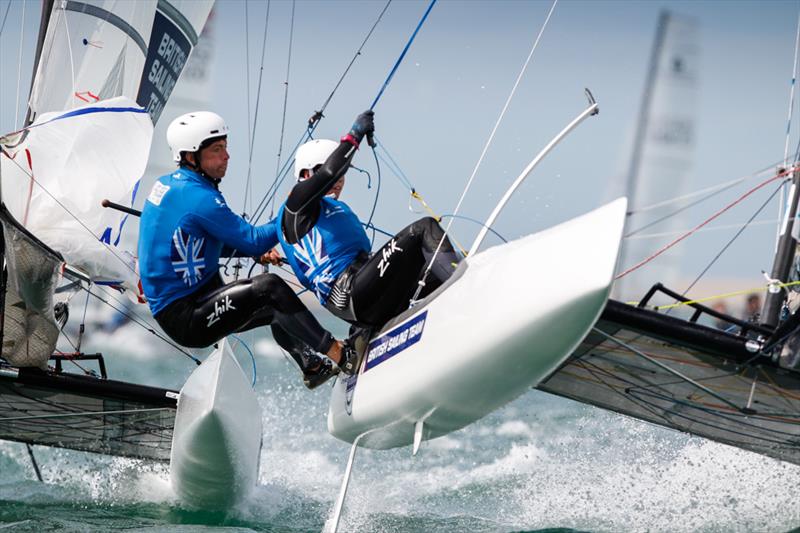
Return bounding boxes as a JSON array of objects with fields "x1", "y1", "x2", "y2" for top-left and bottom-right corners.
[
  {"x1": 348, "y1": 217, "x2": 460, "y2": 327},
  {"x1": 156, "y1": 273, "x2": 334, "y2": 352}
]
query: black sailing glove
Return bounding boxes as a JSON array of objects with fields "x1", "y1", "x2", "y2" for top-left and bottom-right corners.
[{"x1": 342, "y1": 110, "x2": 375, "y2": 148}]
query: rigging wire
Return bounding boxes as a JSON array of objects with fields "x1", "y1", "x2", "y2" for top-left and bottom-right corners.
[
  {"x1": 244, "y1": 0, "x2": 272, "y2": 217},
  {"x1": 626, "y1": 162, "x2": 779, "y2": 217},
  {"x1": 311, "y1": 0, "x2": 392, "y2": 127},
  {"x1": 272, "y1": 0, "x2": 296, "y2": 218},
  {"x1": 14, "y1": 0, "x2": 26, "y2": 129},
  {"x1": 369, "y1": 0, "x2": 436, "y2": 111},
  {"x1": 777, "y1": 10, "x2": 800, "y2": 247},
  {"x1": 83, "y1": 283, "x2": 202, "y2": 365},
  {"x1": 626, "y1": 218, "x2": 779, "y2": 241},
  {"x1": 0, "y1": 147, "x2": 142, "y2": 282},
  {"x1": 784, "y1": 10, "x2": 800, "y2": 170},
  {"x1": 615, "y1": 166, "x2": 795, "y2": 280},
  {"x1": 244, "y1": 0, "x2": 252, "y2": 214},
  {"x1": 414, "y1": 0, "x2": 558, "y2": 302},
  {"x1": 248, "y1": 0, "x2": 393, "y2": 224},
  {"x1": 625, "y1": 180, "x2": 747, "y2": 238},
  {"x1": 0, "y1": 0, "x2": 11, "y2": 39},
  {"x1": 680, "y1": 181, "x2": 784, "y2": 298}
]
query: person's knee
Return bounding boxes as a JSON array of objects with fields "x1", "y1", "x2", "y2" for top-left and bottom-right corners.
[{"x1": 253, "y1": 273, "x2": 291, "y2": 297}]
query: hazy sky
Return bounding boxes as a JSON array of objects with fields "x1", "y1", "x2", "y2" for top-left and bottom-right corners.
[{"x1": 2, "y1": 0, "x2": 800, "y2": 296}]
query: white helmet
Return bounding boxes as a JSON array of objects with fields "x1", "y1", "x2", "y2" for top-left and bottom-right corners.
[
  {"x1": 167, "y1": 111, "x2": 229, "y2": 162},
  {"x1": 294, "y1": 139, "x2": 338, "y2": 180}
]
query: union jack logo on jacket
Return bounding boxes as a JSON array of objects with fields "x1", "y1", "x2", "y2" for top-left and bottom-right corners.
[{"x1": 171, "y1": 228, "x2": 206, "y2": 286}]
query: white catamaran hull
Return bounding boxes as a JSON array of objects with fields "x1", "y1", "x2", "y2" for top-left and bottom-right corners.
[
  {"x1": 170, "y1": 340, "x2": 262, "y2": 508},
  {"x1": 328, "y1": 198, "x2": 627, "y2": 449}
]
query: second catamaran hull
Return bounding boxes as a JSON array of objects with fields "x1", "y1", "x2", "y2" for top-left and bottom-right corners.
[
  {"x1": 170, "y1": 340, "x2": 262, "y2": 508},
  {"x1": 327, "y1": 198, "x2": 627, "y2": 449}
]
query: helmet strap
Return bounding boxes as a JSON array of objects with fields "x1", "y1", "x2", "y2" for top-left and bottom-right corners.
[{"x1": 180, "y1": 150, "x2": 221, "y2": 188}]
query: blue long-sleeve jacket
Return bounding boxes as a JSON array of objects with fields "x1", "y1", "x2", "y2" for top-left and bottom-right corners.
[{"x1": 138, "y1": 167, "x2": 277, "y2": 315}]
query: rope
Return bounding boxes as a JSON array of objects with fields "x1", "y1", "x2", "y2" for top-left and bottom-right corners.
[
  {"x1": 679, "y1": 180, "x2": 784, "y2": 298},
  {"x1": 312, "y1": 0, "x2": 392, "y2": 125},
  {"x1": 615, "y1": 166, "x2": 795, "y2": 280},
  {"x1": 370, "y1": 0, "x2": 436, "y2": 110},
  {"x1": 249, "y1": 0, "x2": 392, "y2": 224},
  {"x1": 244, "y1": 0, "x2": 271, "y2": 216},
  {"x1": 273, "y1": 0, "x2": 296, "y2": 218},
  {"x1": 414, "y1": 0, "x2": 558, "y2": 302},
  {"x1": 231, "y1": 334, "x2": 257, "y2": 387},
  {"x1": 634, "y1": 280, "x2": 800, "y2": 311}
]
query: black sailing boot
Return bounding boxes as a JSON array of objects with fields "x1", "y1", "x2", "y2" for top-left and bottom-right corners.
[{"x1": 302, "y1": 357, "x2": 337, "y2": 389}]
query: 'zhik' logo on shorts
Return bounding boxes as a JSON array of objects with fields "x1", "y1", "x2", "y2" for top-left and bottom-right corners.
[
  {"x1": 206, "y1": 295, "x2": 236, "y2": 327},
  {"x1": 377, "y1": 239, "x2": 403, "y2": 277}
]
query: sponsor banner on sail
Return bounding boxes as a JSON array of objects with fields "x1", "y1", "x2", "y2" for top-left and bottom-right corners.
[{"x1": 137, "y1": 0, "x2": 214, "y2": 124}]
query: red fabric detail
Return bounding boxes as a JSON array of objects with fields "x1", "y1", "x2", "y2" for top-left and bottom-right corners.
[{"x1": 340, "y1": 133, "x2": 360, "y2": 148}]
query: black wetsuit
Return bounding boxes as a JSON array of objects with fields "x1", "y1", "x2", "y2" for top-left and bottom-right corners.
[{"x1": 279, "y1": 141, "x2": 460, "y2": 328}]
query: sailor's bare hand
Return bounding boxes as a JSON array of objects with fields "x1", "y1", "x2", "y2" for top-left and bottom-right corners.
[{"x1": 258, "y1": 249, "x2": 284, "y2": 266}]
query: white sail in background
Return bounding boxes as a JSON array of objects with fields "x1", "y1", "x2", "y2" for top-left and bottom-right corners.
[
  {"x1": 28, "y1": 1, "x2": 158, "y2": 121},
  {"x1": 613, "y1": 11, "x2": 699, "y2": 301}
]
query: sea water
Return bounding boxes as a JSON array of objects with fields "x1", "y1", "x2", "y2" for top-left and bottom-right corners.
[{"x1": 1, "y1": 314, "x2": 799, "y2": 533}]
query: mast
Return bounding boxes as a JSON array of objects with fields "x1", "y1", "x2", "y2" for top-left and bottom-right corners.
[
  {"x1": 22, "y1": 0, "x2": 54, "y2": 128},
  {"x1": 761, "y1": 168, "x2": 800, "y2": 328},
  {"x1": 2, "y1": 0, "x2": 55, "y2": 345},
  {"x1": 613, "y1": 11, "x2": 699, "y2": 300},
  {"x1": 622, "y1": 11, "x2": 668, "y2": 217}
]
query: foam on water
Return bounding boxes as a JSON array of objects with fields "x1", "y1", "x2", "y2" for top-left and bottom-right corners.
[{"x1": 4, "y1": 328, "x2": 800, "y2": 531}]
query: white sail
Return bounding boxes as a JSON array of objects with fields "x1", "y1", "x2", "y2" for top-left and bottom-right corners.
[
  {"x1": 28, "y1": 1, "x2": 158, "y2": 121},
  {"x1": 1, "y1": 97, "x2": 152, "y2": 287},
  {"x1": 614, "y1": 11, "x2": 699, "y2": 301}
]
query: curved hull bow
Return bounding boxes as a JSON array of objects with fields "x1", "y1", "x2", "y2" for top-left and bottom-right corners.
[
  {"x1": 328, "y1": 198, "x2": 627, "y2": 449},
  {"x1": 170, "y1": 339, "x2": 262, "y2": 508}
]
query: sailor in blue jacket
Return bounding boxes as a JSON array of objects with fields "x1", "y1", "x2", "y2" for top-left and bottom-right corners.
[
  {"x1": 138, "y1": 111, "x2": 355, "y2": 388},
  {"x1": 265, "y1": 111, "x2": 460, "y2": 358}
]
